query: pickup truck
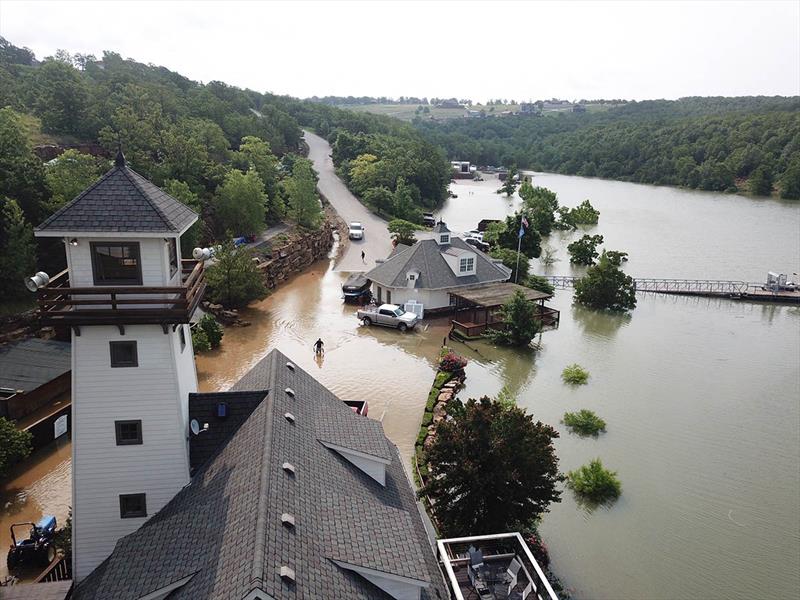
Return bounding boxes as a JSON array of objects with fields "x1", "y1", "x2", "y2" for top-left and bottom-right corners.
[{"x1": 357, "y1": 303, "x2": 419, "y2": 332}]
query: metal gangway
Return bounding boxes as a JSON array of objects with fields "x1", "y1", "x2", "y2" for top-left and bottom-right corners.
[{"x1": 545, "y1": 276, "x2": 752, "y2": 296}]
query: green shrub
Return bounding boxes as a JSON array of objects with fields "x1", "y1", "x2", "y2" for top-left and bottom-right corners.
[
  {"x1": 422, "y1": 412, "x2": 433, "y2": 427},
  {"x1": 426, "y1": 389, "x2": 439, "y2": 412},
  {"x1": 0, "y1": 416, "x2": 33, "y2": 478},
  {"x1": 198, "y1": 314, "x2": 224, "y2": 349},
  {"x1": 567, "y1": 458, "x2": 622, "y2": 502},
  {"x1": 433, "y1": 371, "x2": 450, "y2": 389},
  {"x1": 192, "y1": 327, "x2": 211, "y2": 353},
  {"x1": 416, "y1": 426, "x2": 429, "y2": 448},
  {"x1": 563, "y1": 409, "x2": 606, "y2": 436},
  {"x1": 562, "y1": 363, "x2": 589, "y2": 385}
]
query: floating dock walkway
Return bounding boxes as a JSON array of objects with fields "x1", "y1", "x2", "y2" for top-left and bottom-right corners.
[{"x1": 545, "y1": 276, "x2": 800, "y2": 304}]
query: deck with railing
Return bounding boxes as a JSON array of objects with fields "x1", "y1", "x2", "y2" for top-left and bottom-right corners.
[{"x1": 37, "y1": 259, "x2": 206, "y2": 327}]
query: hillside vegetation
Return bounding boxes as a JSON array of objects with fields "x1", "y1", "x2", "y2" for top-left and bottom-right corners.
[{"x1": 416, "y1": 97, "x2": 800, "y2": 197}]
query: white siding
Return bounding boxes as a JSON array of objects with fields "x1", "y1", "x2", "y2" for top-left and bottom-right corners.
[
  {"x1": 371, "y1": 285, "x2": 452, "y2": 311},
  {"x1": 66, "y1": 237, "x2": 169, "y2": 287},
  {"x1": 72, "y1": 325, "x2": 190, "y2": 581}
]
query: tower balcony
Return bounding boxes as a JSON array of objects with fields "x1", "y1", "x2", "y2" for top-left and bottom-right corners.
[{"x1": 36, "y1": 259, "x2": 206, "y2": 328}]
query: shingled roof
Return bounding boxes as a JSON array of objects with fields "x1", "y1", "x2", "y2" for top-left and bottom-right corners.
[
  {"x1": 0, "y1": 338, "x2": 70, "y2": 393},
  {"x1": 75, "y1": 349, "x2": 446, "y2": 600},
  {"x1": 35, "y1": 152, "x2": 197, "y2": 235},
  {"x1": 367, "y1": 236, "x2": 510, "y2": 290}
]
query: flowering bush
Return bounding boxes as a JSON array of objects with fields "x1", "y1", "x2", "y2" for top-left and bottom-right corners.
[
  {"x1": 525, "y1": 532, "x2": 551, "y2": 569},
  {"x1": 439, "y1": 351, "x2": 467, "y2": 372}
]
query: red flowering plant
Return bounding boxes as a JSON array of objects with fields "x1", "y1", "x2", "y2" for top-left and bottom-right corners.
[
  {"x1": 525, "y1": 532, "x2": 550, "y2": 569},
  {"x1": 439, "y1": 351, "x2": 467, "y2": 372}
]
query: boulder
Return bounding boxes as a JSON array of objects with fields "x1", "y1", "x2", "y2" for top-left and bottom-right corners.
[
  {"x1": 433, "y1": 402, "x2": 447, "y2": 420},
  {"x1": 423, "y1": 434, "x2": 436, "y2": 451},
  {"x1": 437, "y1": 390, "x2": 453, "y2": 403}
]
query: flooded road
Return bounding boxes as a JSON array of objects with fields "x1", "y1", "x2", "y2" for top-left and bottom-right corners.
[{"x1": 2, "y1": 169, "x2": 797, "y2": 597}]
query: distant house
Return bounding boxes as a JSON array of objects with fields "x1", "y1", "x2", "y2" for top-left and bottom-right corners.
[
  {"x1": 436, "y1": 98, "x2": 462, "y2": 109},
  {"x1": 365, "y1": 222, "x2": 511, "y2": 314},
  {"x1": 74, "y1": 349, "x2": 447, "y2": 600},
  {"x1": 450, "y1": 160, "x2": 475, "y2": 178}
]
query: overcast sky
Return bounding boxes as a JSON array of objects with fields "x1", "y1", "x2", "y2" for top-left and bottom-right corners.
[{"x1": 1, "y1": 0, "x2": 798, "y2": 102}]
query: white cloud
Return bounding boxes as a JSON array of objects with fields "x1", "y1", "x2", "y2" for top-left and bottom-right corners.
[{"x1": 0, "y1": 0, "x2": 797, "y2": 101}]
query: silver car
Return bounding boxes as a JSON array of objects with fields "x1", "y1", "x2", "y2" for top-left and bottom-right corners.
[{"x1": 357, "y1": 303, "x2": 419, "y2": 332}]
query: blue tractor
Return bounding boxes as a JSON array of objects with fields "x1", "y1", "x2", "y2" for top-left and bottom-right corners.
[{"x1": 6, "y1": 515, "x2": 57, "y2": 570}]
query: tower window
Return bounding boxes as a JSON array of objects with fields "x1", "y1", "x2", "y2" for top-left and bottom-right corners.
[
  {"x1": 115, "y1": 420, "x2": 142, "y2": 445},
  {"x1": 119, "y1": 493, "x2": 147, "y2": 518},
  {"x1": 90, "y1": 242, "x2": 142, "y2": 285},
  {"x1": 110, "y1": 341, "x2": 138, "y2": 367}
]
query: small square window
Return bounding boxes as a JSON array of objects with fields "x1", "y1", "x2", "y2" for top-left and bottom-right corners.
[
  {"x1": 110, "y1": 341, "x2": 138, "y2": 368},
  {"x1": 119, "y1": 493, "x2": 147, "y2": 518},
  {"x1": 179, "y1": 325, "x2": 186, "y2": 352},
  {"x1": 115, "y1": 420, "x2": 142, "y2": 445},
  {"x1": 168, "y1": 238, "x2": 178, "y2": 278}
]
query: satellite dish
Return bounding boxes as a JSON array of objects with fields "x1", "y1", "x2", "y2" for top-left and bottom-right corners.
[{"x1": 190, "y1": 419, "x2": 200, "y2": 435}]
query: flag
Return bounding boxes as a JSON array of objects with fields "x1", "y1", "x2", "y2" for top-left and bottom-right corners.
[{"x1": 518, "y1": 216, "x2": 528, "y2": 239}]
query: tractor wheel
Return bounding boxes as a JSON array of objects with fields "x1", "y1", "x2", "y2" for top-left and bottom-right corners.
[
  {"x1": 36, "y1": 544, "x2": 54, "y2": 567},
  {"x1": 398, "y1": 322, "x2": 408, "y2": 332},
  {"x1": 362, "y1": 317, "x2": 372, "y2": 326},
  {"x1": 7, "y1": 550, "x2": 20, "y2": 571}
]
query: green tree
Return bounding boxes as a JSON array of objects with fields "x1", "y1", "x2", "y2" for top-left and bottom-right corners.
[
  {"x1": 285, "y1": 158, "x2": 323, "y2": 229},
  {"x1": 0, "y1": 108, "x2": 50, "y2": 223},
  {"x1": 198, "y1": 313, "x2": 224, "y2": 349},
  {"x1": 391, "y1": 177, "x2": 422, "y2": 222},
  {"x1": 0, "y1": 198, "x2": 36, "y2": 300},
  {"x1": 568, "y1": 234, "x2": 604, "y2": 265},
  {"x1": 780, "y1": 161, "x2": 800, "y2": 200},
  {"x1": 362, "y1": 186, "x2": 394, "y2": 213},
  {"x1": 34, "y1": 60, "x2": 92, "y2": 135},
  {"x1": 604, "y1": 250, "x2": 629, "y2": 267},
  {"x1": 387, "y1": 219, "x2": 419, "y2": 246},
  {"x1": 236, "y1": 136, "x2": 284, "y2": 221},
  {"x1": 163, "y1": 179, "x2": 203, "y2": 255},
  {"x1": 568, "y1": 200, "x2": 600, "y2": 225},
  {"x1": 44, "y1": 150, "x2": 105, "y2": 212},
  {"x1": 420, "y1": 396, "x2": 563, "y2": 536},
  {"x1": 482, "y1": 220, "x2": 507, "y2": 246},
  {"x1": 213, "y1": 169, "x2": 266, "y2": 235},
  {"x1": 567, "y1": 458, "x2": 621, "y2": 504},
  {"x1": 748, "y1": 165, "x2": 773, "y2": 196},
  {"x1": 563, "y1": 409, "x2": 606, "y2": 436},
  {"x1": 519, "y1": 183, "x2": 559, "y2": 235},
  {"x1": 574, "y1": 251, "x2": 637, "y2": 311},
  {"x1": 523, "y1": 274, "x2": 555, "y2": 295},
  {"x1": 204, "y1": 241, "x2": 266, "y2": 308},
  {"x1": 490, "y1": 247, "x2": 528, "y2": 282},
  {"x1": 485, "y1": 290, "x2": 541, "y2": 346},
  {"x1": 496, "y1": 167, "x2": 519, "y2": 196},
  {"x1": 0, "y1": 416, "x2": 33, "y2": 479},
  {"x1": 497, "y1": 213, "x2": 541, "y2": 258}
]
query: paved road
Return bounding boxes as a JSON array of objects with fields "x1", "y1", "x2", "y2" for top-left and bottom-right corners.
[{"x1": 304, "y1": 130, "x2": 392, "y2": 272}]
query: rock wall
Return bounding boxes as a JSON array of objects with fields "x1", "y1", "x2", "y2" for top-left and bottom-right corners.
[{"x1": 255, "y1": 210, "x2": 341, "y2": 290}]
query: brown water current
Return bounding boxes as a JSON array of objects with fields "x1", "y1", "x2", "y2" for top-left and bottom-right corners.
[{"x1": 2, "y1": 172, "x2": 798, "y2": 597}]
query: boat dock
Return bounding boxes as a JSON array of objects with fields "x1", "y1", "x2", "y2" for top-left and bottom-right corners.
[{"x1": 545, "y1": 276, "x2": 800, "y2": 304}]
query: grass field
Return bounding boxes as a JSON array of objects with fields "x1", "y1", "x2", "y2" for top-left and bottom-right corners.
[{"x1": 339, "y1": 102, "x2": 621, "y2": 122}]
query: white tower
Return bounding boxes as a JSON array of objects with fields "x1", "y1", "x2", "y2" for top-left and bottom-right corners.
[{"x1": 33, "y1": 151, "x2": 204, "y2": 581}]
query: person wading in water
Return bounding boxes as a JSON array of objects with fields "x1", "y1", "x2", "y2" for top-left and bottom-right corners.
[{"x1": 313, "y1": 338, "x2": 325, "y2": 356}]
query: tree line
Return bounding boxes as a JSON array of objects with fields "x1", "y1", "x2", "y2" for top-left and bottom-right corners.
[{"x1": 416, "y1": 96, "x2": 800, "y2": 198}]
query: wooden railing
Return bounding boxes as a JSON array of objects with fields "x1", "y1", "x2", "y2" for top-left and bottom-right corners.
[
  {"x1": 34, "y1": 552, "x2": 72, "y2": 583},
  {"x1": 37, "y1": 260, "x2": 206, "y2": 327}
]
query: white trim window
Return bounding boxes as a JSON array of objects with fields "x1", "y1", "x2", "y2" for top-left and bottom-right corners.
[{"x1": 459, "y1": 257, "x2": 475, "y2": 273}]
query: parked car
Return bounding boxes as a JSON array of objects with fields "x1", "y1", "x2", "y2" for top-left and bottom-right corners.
[
  {"x1": 348, "y1": 222, "x2": 365, "y2": 240},
  {"x1": 464, "y1": 230, "x2": 483, "y2": 241},
  {"x1": 423, "y1": 212, "x2": 436, "y2": 227},
  {"x1": 357, "y1": 303, "x2": 419, "y2": 332},
  {"x1": 341, "y1": 273, "x2": 372, "y2": 304},
  {"x1": 464, "y1": 237, "x2": 491, "y2": 252}
]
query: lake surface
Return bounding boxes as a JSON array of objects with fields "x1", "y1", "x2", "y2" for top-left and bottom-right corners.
[{"x1": 2, "y1": 173, "x2": 798, "y2": 597}]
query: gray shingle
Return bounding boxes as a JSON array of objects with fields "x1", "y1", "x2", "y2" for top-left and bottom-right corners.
[
  {"x1": 0, "y1": 338, "x2": 70, "y2": 392},
  {"x1": 75, "y1": 349, "x2": 446, "y2": 600},
  {"x1": 35, "y1": 159, "x2": 197, "y2": 234},
  {"x1": 366, "y1": 237, "x2": 509, "y2": 290}
]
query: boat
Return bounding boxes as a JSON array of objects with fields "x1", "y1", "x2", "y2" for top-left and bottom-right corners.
[{"x1": 341, "y1": 273, "x2": 372, "y2": 304}]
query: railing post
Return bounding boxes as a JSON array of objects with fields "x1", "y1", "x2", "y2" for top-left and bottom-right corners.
[{"x1": 111, "y1": 292, "x2": 117, "y2": 310}]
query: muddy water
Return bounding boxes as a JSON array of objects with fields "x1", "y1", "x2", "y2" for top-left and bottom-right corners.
[
  {"x1": 0, "y1": 439, "x2": 71, "y2": 581},
  {"x1": 195, "y1": 260, "x2": 451, "y2": 460}
]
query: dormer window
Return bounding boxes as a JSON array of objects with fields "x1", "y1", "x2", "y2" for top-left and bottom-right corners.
[
  {"x1": 459, "y1": 257, "x2": 475, "y2": 273},
  {"x1": 408, "y1": 274, "x2": 416, "y2": 281},
  {"x1": 91, "y1": 242, "x2": 142, "y2": 285},
  {"x1": 440, "y1": 234, "x2": 450, "y2": 244}
]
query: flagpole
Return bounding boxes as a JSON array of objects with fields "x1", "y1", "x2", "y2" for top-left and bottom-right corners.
[{"x1": 515, "y1": 232, "x2": 522, "y2": 283}]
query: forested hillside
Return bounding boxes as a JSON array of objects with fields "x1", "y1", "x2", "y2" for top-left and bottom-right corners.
[
  {"x1": 0, "y1": 37, "x2": 449, "y2": 307},
  {"x1": 416, "y1": 97, "x2": 800, "y2": 197}
]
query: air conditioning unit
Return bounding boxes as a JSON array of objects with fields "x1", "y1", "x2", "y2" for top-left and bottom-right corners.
[{"x1": 404, "y1": 300, "x2": 424, "y2": 319}]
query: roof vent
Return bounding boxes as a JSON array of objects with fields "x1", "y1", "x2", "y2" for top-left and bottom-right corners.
[
  {"x1": 284, "y1": 412, "x2": 295, "y2": 423},
  {"x1": 281, "y1": 513, "x2": 296, "y2": 528},
  {"x1": 282, "y1": 462, "x2": 295, "y2": 475},
  {"x1": 286, "y1": 361, "x2": 295, "y2": 371},
  {"x1": 285, "y1": 387, "x2": 295, "y2": 397},
  {"x1": 280, "y1": 565, "x2": 296, "y2": 583}
]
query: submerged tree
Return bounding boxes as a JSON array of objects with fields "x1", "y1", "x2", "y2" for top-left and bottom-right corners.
[
  {"x1": 496, "y1": 167, "x2": 519, "y2": 197},
  {"x1": 484, "y1": 290, "x2": 541, "y2": 347},
  {"x1": 574, "y1": 251, "x2": 637, "y2": 311},
  {"x1": 204, "y1": 241, "x2": 266, "y2": 308},
  {"x1": 0, "y1": 416, "x2": 32, "y2": 478},
  {"x1": 420, "y1": 396, "x2": 563, "y2": 536},
  {"x1": 567, "y1": 234, "x2": 604, "y2": 265}
]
